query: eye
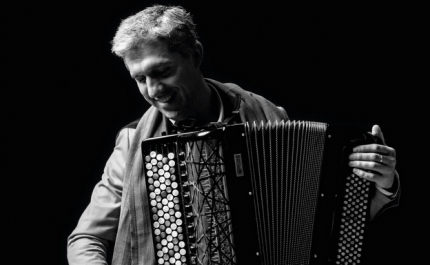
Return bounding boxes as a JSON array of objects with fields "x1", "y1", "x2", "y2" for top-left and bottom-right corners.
[
  {"x1": 136, "y1": 76, "x2": 146, "y2": 83},
  {"x1": 160, "y1": 69, "x2": 172, "y2": 77},
  {"x1": 155, "y1": 67, "x2": 173, "y2": 78}
]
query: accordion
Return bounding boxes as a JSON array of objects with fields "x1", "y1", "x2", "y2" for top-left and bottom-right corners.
[{"x1": 141, "y1": 121, "x2": 378, "y2": 265}]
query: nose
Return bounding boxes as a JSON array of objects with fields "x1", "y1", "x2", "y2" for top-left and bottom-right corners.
[{"x1": 146, "y1": 77, "x2": 163, "y2": 99}]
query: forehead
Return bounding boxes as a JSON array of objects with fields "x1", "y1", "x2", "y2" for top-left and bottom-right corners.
[{"x1": 124, "y1": 40, "x2": 180, "y2": 76}]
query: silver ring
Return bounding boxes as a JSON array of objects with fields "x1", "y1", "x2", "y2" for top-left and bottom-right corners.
[{"x1": 379, "y1": 154, "x2": 383, "y2": 163}]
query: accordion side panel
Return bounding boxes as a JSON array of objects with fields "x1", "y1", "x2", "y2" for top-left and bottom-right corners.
[{"x1": 310, "y1": 124, "x2": 375, "y2": 265}]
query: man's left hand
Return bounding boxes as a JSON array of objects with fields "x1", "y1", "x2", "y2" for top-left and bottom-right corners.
[{"x1": 348, "y1": 125, "x2": 397, "y2": 190}]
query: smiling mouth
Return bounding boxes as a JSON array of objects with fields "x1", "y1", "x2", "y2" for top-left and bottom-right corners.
[{"x1": 155, "y1": 93, "x2": 175, "y2": 103}]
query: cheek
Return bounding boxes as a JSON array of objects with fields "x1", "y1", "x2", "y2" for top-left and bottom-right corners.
[
  {"x1": 137, "y1": 84, "x2": 153, "y2": 103},
  {"x1": 137, "y1": 84, "x2": 147, "y2": 96}
]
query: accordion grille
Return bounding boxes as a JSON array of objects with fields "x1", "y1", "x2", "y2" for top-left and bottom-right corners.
[{"x1": 246, "y1": 121, "x2": 327, "y2": 265}]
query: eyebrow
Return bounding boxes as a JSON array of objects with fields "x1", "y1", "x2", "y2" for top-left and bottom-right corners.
[{"x1": 130, "y1": 61, "x2": 174, "y2": 79}]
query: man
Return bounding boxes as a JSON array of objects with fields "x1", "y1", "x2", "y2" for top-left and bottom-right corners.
[{"x1": 68, "y1": 5, "x2": 399, "y2": 265}]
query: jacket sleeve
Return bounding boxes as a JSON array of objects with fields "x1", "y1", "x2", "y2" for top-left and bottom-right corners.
[
  {"x1": 67, "y1": 128, "x2": 135, "y2": 265},
  {"x1": 369, "y1": 171, "x2": 400, "y2": 220}
]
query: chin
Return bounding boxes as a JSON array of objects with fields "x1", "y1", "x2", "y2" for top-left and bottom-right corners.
[{"x1": 163, "y1": 111, "x2": 185, "y2": 122}]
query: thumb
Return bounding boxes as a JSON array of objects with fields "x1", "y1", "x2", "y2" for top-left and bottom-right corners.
[{"x1": 372, "y1": 124, "x2": 386, "y2": 145}]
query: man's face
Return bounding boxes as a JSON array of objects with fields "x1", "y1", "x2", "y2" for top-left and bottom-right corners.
[{"x1": 124, "y1": 40, "x2": 202, "y2": 122}]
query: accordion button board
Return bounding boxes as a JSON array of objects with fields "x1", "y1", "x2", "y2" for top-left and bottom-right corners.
[{"x1": 141, "y1": 121, "x2": 378, "y2": 265}]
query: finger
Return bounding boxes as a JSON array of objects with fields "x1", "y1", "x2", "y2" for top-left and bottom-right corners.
[
  {"x1": 349, "y1": 153, "x2": 383, "y2": 163},
  {"x1": 352, "y1": 144, "x2": 395, "y2": 156},
  {"x1": 349, "y1": 160, "x2": 383, "y2": 172},
  {"x1": 352, "y1": 168, "x2": 381, "y2": 183},
  {"x1": 349, "y1": 153, "x2": 396, "y2": 165},
  {"x1": 352, "y1": 168, "x2": 395, "y2": 189},
  {"x1": 372, "y1": 124, "x2": 386, "y2": 145}
]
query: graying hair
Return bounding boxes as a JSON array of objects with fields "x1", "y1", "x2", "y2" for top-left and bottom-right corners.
[{"x1": 111, "y1": 5, "x2": 198, "y2": 58}]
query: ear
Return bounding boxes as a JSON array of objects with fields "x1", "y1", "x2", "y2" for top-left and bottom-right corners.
[{"x1": 192, "y1": 40, "x2": 204, "y2": 68}]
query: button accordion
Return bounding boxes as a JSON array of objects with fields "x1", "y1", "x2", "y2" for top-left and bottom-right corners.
[{"x1": 141, "y1": 121, "x2": 378, "y2": 265}]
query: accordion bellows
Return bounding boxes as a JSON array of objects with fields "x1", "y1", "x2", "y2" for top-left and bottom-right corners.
[{"x1": 141, "y1": 121, "x2": 375, "y2": 265}]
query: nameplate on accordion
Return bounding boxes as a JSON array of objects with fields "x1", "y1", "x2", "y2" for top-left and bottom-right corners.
[{"x1": 141, "y1": 121, "x2": 377, "y2": 265}]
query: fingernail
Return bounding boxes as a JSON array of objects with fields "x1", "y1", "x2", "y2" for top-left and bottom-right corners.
[
  {"x1": 349, "y1": 154, "x2": 355, "y2": 160},
  {"x1": 349, "y1": 161, "x2": 354, "y2": 166},
  {"x1": 352, "y1": 148, "x2": 358, "y2": 152}
]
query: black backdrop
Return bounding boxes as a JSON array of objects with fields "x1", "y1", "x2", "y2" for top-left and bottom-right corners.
[{"x1": 4, "y1": 1, "x2": 428, "y2": 264}]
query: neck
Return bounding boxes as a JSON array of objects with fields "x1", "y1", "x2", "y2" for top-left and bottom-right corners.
[{"x1": 190, "y1": 78, "x2": 219, "y2": 125}]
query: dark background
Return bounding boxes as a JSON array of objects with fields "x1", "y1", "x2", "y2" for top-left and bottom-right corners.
[{"x1": 4, "y1": 0, "x2": 428, "y2": 264}]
